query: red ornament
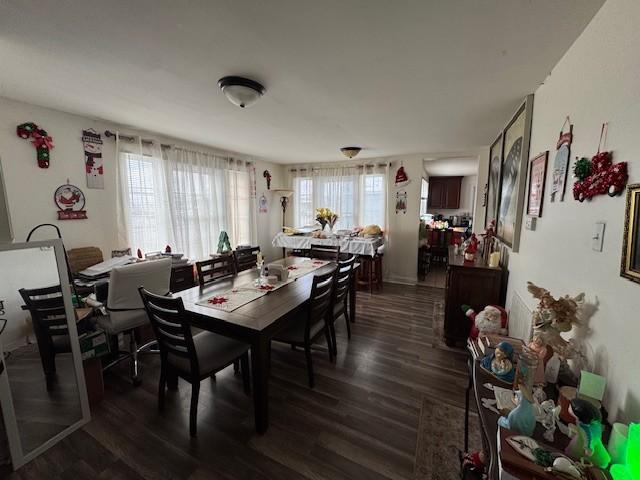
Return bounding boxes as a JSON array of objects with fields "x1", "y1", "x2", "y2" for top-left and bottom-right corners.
[{"x1": 573, "y1": 151, "x2": 628, "y2": 202}]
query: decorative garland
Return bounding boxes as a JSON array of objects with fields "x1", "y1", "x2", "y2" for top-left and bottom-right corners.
[{"x1": 16, "y1": 122, "x2": 54, "y2": 168}]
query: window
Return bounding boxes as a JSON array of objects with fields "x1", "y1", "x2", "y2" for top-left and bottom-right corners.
[
  {"x1": 120, "y1": 148, "x2": 253, "y2": 259},
  {"x1": 420, "y1": 178, "x2": 429, "y2": 218},
  {"x1": 292, "y1": 169, "x2": 387, "y2": 230}
]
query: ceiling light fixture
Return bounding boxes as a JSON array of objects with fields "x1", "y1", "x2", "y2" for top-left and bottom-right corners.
[
  {"x1": 340, "y1": 146, "x2": 362, "y2": 159},
  {"x1": 218, "y1": 76, "x2": 265, "y2": 108}
]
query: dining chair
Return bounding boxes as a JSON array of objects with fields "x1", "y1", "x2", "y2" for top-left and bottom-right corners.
[
  {"x1": 19, "y1": 285, "x2": 92, "y2": 390},
  {"x1": 310, "y1": 244, "x2": 340, "y2": 261},
  {"x1": 138, "y1": 287, "x2": 251, "y2": 437},
  {"x1": 272, "y1": 266, "x2": 337, "y2": 388},
  {"x1": 327, "y1": 255, "x2": 356, "y2": 356},
  {"x1": 234, "y1": 246, "x2": 260, "y2": 272},
  {"x1": 196, "y1": 254, "x2": 236, "y2": 287},
  {"x1": 97, "y1": 258, "x2": 172, "y2": 385}
]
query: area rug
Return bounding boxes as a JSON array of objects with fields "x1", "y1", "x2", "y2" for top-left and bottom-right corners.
[{"x1": 414, "y1": 396, "x2": 483, "y2": 480}]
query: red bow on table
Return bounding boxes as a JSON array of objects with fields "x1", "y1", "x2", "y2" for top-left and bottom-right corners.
[{"x1": 207, "y1": 296, "x2": 228, "y2": 305}]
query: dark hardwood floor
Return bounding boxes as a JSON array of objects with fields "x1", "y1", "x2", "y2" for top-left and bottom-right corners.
[{"x1": 4, "y1": 284, "x2": 471, "y2": 480}]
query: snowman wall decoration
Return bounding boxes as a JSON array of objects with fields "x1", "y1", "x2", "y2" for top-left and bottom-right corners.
[
  {"x1": 82, "y1": 129, "x2": 104, "y2": 189},
  {"x1": 54, "y1": 183, "x2": 87, "y2": 220}
]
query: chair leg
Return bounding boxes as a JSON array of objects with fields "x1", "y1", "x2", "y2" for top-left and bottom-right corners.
[
  {"x1": 323, "y1": 325, "x2": 334, "y2": 363},
  {"x1": 344, "y1": 310, "x2": 352, "y2": 340},
  {"x1": 329, "y1": 321, "x2": 338, "y2": 356},
  {"x1": 158, "y1": 365, "x2": 167, "y2": 412},
  {"x1": 129, "y1": 332, "x2": 142, "y2": 386},
  {"x1": 167, "y1": 369, "x2": 178, "y2": 390},
  {"x1": 240, "y1": 353, "x2": 251, "y2": 395},
  {"x1": 233, "y1": 359, "x2": 240, "y2": 373},
  {"x1": 368, "y1": 260, "x2": 374, "y2": 295},
  {"x1": 190, "y1": 381, "x2": 200, "y2": 437},
  {"x1": 304, "y1": 343, "x2": 314, "y2": 388}
]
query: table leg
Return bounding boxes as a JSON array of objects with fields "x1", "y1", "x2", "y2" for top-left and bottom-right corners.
[
  {"x1": 251, "y1": 336, "x2": 270, "y2": 434},
  {"x1": 464, "y1": 359, "x2": 472, "y2": 452},
  {"x1": 349, "y1": 271, "x2": 357, "y2": 323}
]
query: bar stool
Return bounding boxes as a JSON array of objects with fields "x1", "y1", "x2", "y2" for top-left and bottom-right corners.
[{"x1": 356, "y1": 253, "x2": 383, "y2": 294}]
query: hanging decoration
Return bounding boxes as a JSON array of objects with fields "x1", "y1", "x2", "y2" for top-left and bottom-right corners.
[
  {"x1": 572, "y1": 123, "x2": 628, "y2": 202},
  {"x1": 54, "y1": 182, "x2": 87, "y2": 220},
  {"x1": 16, "y1": 122, "x2": 54, "y2": 168},
  {"x1": 82, "y1": 129, "x2": 104, "y2": 189},
  {"x1": 394, "y1": 163, "x2": 410, "y2": 188},
  {"x1": 263, "y1": 170, "x2": 272, "y2": 190},
  {"x1": 395, "y1": 191, "x2": 407, "y2": 214},
  {"x1": 550, "y1": 117, "x2": 573, "y2": 202},
  {"x1": 258, "y1": 194, "x2": 268, "y2": 213}
]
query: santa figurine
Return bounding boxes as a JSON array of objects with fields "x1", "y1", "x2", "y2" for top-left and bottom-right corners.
[
  {"x1": 464, "y1": 234, "x2": 479, "y2": 261},
  {"x1": 462, "y1": 304, "x2": 509, "y2": 339}
]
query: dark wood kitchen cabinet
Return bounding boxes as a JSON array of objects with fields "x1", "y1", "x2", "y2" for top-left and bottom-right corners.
[
  {"x1": 444, "y1": 246, "x2": 503, "y2": 347},
  {"x1": 427, "y1": 176, "x2": 462, "y2": 209}
]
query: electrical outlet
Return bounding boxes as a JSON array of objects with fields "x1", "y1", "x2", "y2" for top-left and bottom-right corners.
[{"x1": 592, "y1": 222, "x2": 605, "y2": 252}]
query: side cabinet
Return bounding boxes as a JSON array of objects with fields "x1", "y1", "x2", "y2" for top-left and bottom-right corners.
[{"x1": 444, "y1": 249, "x2": 502, "y2": 347}]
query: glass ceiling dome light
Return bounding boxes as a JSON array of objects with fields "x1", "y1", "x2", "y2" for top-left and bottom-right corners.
[
  {"x1": 340, "y1": 147, "x2": 362, "y2": 159},
  {"x1": 218, "y1": 76, "x2": 266, "y2": 108}
]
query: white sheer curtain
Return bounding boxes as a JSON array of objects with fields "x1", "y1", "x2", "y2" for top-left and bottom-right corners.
[
  {"x1": 290, "y1": 163, "x2": 388, "y2": 230},
  {"x1": 116, "y1": 134, "x2": 254, "y2": 259}
]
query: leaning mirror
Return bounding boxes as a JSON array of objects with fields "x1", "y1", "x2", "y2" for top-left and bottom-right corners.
[
  {"x1": 621, "y1": 183, "x2": 640, "y2": 284},
  {"x1": 0, "y1": 240, "x2": 90, "y2": 470},
  {"x1": 0, "y1": 156, "x2": 13, "y2": 243}
]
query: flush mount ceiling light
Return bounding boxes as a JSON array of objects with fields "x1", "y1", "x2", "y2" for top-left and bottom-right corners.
[
  {"x1": 218, "y1": 76, "x2": 266, "y2": 108},
  {"x1": 340, "y1": 146, "x2": 362, "y2": 159}
]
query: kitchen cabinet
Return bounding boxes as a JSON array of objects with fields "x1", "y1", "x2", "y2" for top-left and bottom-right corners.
[{"x1": 427, "y1": 176, "x2": 462, "y2": 209}]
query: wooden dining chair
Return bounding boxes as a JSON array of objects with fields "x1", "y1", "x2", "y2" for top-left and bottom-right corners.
[
  {"x1": 310, "y1": 244, "x2": 340, "y2": 261},
  {"x1": 272, "y1": 267, "x2": 337, "y2": 388},
  {"x1": 234, "y1": 246, "x2": 260, "y2": 272},
  {"x1": 138, "y1": 287, "x2": 251, "y2": 437},
  {"x1": 19, "y1": 285, "x2": 91, "y2": 390},
  {"x1": 196, "y1": 254, "x2": 236, "y2": 287},
  {"x1": 327, "y1": 255, "x2": 356, "y2": 356}
]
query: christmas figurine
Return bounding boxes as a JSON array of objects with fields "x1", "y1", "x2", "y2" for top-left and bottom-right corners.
[
  {"x1": 464, "y1": 234, "x2": 479, "y2": 262},
  {"x1": 165, "y1": 245, "x2": 172, "y2": 253},
  {"x1": 559, "y1": 398, "x2": 611, "y2": 468},
  {"x1": 16, "y1": 122, "x2": 54, "y2": 168},
  {"x1": 462, "y1": 304, "x2": 508, "y2": 339},
  {"x1": 480, "y1": 341, "x2": 515, "y2": 383}
]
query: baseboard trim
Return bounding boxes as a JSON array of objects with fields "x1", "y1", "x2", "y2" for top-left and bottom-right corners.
[{"x1": 384, "y1": 276, "x2": 417, "y2": 286}]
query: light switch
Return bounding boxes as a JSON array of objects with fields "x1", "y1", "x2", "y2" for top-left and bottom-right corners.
[
  {"x1": 592, "y1": 222, "x2": 605, "y2": 252},
  {"x1": 525, "y1": 216, "x2": 536, "y2": 231}
]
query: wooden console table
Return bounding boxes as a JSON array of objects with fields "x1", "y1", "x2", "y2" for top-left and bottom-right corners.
[{"x1": 444, "y1": 247, "x2": 502, "y2": 347}]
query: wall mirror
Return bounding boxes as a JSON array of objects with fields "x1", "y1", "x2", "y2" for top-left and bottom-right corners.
[
  {"x1": 0, "y1": 156, "x2": 14, "y2": 243},
  {"x1": 0, "y1": 240, "x2": 90, "y2": 470},
  {"x1": 621, "y1": 183, "x2": 640, "y2": 284}
]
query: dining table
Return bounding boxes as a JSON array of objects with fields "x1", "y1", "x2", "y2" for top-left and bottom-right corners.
[{"x1": 174, "y1": 256, "x2": 359, "y2": 434}]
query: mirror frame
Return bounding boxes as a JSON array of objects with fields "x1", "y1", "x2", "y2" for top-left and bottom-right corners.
[
  {"x1": 621, "y1": 183, "x2": 640, "y2": 284},
  {"x1": 0, "y1": 156, "x2": 14, "y2": 243},
  {"x1": 0, "y1": 239, "x2": 90, "y2": 470}
]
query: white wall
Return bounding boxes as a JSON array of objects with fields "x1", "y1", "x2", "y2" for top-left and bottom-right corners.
[
  {"x1": 427, "y1": 174, "x2": 478, "y2": 217},
  {"x1": 0, "y1": 97, "x2": 285, "y2": 261},
  {"x1": 505, "y1": 0, "x2": 640, "y2": 422}
]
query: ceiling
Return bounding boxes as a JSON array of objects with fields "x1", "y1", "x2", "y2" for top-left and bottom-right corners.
[
  {"x1": 0, "y1": 0, "x2": 604, "y2": 164},
  {"x1": 424, "y1": 157, "x2": 478, "y2": 177}
]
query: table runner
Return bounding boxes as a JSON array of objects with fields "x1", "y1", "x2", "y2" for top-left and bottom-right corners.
[{"x1": 196, "y1": 258, "x2": 330, "y2": 312}]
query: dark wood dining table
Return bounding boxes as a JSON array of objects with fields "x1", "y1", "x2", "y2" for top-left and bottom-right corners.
[{"x1": 174, "y1": 256, "x2": 358, "y2": 434}]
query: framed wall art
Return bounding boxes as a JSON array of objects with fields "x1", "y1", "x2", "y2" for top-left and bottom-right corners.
[
  {"x1": 526, "y1": 151, "x2": 548, "y2": 217},
  {"x1": 621, "y1": 183, "x2": 640, "y2": 284},
  {"x1": 496, "y1": 94, "x2": 534, "y2": 251},
  {"x1": 485, "y1": 133, "x2": 503, "y2": 229},
  {"x1": 550, "y1": 120, "x2": 572, "y2": 202}
]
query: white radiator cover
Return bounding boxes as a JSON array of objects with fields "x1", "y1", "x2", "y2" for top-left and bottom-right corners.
[{"x1": 507, "y1": 291, "x2": 532, "y2": 341}]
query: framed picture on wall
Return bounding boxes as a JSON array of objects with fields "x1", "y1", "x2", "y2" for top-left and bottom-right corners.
[
  {"x1": 496, "y1": 94, "x2": 534, "y2": 251},
  {"x1": 526, "y1": 151, "x2": 548, "y2": 217},
  {"x1": 621, "y1": 183, "x2": 640, "y2": 284},
  {"x1": 485, "y1": 133, "x2": 503, "y2": 229}
]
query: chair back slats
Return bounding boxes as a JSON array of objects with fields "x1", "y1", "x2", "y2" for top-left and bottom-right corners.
[
  {"x1": 310, "y1": 244, "x2": 340, "y2": 261},
  {"x1": 306, "y1": 268, "x2": 337, "y2": 337},
  {"x1": 139, "y1": 288, "x2": 197, "y2": 367},
  {"x1": 334, "y1": 255, "x2": 356, "y2": 306},
  {"x1": 196, "y1": 255, "x2": 236, "y2": 287},
  {"x1": 234, "y1": 246, "x2": 260, "y2": 272},
  {"x1": 19, "y1": 285, "x2": 70, "y2": 337}
]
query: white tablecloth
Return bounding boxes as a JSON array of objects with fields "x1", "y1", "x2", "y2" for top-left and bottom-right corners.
[{"x1": 272, "y1": 232, "x2": 384, "y2": 257}]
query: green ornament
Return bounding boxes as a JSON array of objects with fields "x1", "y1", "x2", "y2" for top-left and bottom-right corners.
[{"x1": 573, "y1": 157, "x2": 591, "y2": 181}]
